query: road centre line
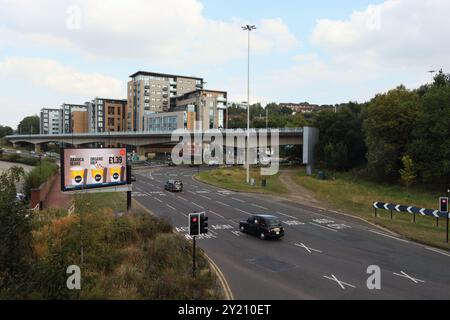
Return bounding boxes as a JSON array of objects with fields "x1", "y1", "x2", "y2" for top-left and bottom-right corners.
[
  {"x1": 231, "y1": 197, "x2": 245, "y2": 203},
  {"x1": 276, "y1": 211, "x2": 298, "y2": 220},
  {"x1": 177, "y1": 196, "x2": 188, "y2": 201},
  {"x1": 234, "y1": 208, "x2": 252, "y2": 216},
  {"x1": 208, "y1": 210, "x2": 225, "y2": 219},
  {"x1": 200, "y1": 195, "x2": 212, "y2": 200},
  {"x1": 192, "y1": 202, "x2": 204, "y2": 208}
]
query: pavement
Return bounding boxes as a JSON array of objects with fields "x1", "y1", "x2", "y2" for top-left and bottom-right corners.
[{"x1": 132, "y1": 165, "x2": 450, "y2": 300}]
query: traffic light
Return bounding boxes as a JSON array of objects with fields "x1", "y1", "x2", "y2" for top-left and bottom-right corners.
[
  {"x1": 189, "y1": 213, "x2": 200, "y2": 236},
  {"x1": 200, "y1": 213, "x2": 208, "y2": 234},
  {"x1": 440, "y1": 197, "x2": 449, "y2": 213}
]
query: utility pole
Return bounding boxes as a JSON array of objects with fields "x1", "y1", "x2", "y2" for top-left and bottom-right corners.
[{"x1": 242, "y1": 24, "x2": 256, "y2": 184}]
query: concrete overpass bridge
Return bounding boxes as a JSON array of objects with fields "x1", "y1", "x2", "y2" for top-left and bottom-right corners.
[{"x1": 5, "y1": 127, "x2": 319, "y2": 167}]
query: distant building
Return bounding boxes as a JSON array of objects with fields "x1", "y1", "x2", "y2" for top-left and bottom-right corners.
[
  {"x1": 279, "y1": 103, "x2": 319, "y2": 114},
  {"x1": 143, "y1": 111, "x2": 193, "y2": 132},
  {"x1": 227, "y1": 101, "x2": 248, "y2": 109},
  {"x1": 71, "y1": 110, "x2": 89, "y2": 133},
  {"x1": 87, "y1": 98, "x2": 127, "y2": 133},
  {"x1": 61, "y1": 103, "x2": 88, "y2": 133},
  {"x1": 127, "y1": 71, "x2": 204, "y2": 131},
  {"x1": 174, "y1": 89, "x2": 227, "y2": 130},
  {"x1": 40, "y1": 108, "x2": 61, "y2": 135}
]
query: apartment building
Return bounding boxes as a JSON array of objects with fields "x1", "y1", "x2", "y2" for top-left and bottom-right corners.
[
  {"x1": 127, "y1": 71, "x2": 204, "y2": 131},
  {"x1": 174, "y1": 89, "x2": 227, "y2": 130},
  {"x1": 61, "y1": 103, "x2": 88, "y2": 133},
  {"x1": 87, "y1": 98, "x2": 127, "y2": 133},
  {"x1": 71, "y1": 110, "x2": 89, "y2": 133},
  {"x1": 40, "y1": 108, "x2": 61, "y2": 134}
]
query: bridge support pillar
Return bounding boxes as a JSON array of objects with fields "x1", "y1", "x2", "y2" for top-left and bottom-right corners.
[
  {"x1": 302, "y1": 127, "x2": 319, "y2": 176},
  {"x1": 34, "y1": 144, "x2": 42, "y2": 154}
]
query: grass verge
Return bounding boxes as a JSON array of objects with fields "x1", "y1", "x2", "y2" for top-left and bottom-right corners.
[
  {"x1": 27, "y1": 192, "x2": 223, "y2": 299},
  {"x1": 197, "y1": 166, "x2": 287, "y2": 194},
  {"x1": 293, "y1": 170, "x2": 450, "y2": 251}
]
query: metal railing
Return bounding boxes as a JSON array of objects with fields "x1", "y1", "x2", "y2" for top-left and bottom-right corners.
[{"x1": 6, "y1": 128, "x2": 304, "y2": 140}]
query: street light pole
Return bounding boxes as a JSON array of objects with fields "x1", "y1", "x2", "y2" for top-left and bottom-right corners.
[
  {"x1": 428, "y1": 70, "x2": 436, "y2": 84},
  {"x1": 242, "y1": 24, "x2": 256, "y2": 184}
]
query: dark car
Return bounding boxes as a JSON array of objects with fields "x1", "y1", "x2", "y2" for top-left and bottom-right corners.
[
  {"x1": 165, "y1": 179, "x2": 183, "y2": 192},
  {"x1": 239, "y1": 214, "x2": 284, "y2": 240}
]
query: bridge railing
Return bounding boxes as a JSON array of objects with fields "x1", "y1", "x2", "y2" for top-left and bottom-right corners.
[{"x1": 6, "y1": 128, "x2": 304, "y2": 140}]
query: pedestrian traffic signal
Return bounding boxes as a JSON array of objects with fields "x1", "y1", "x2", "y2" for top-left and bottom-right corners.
[
  {"x1": 200, "y1": 213, "x2": 209, "y2": 234},
  {"x1": 189, "y1": 212, "x2": 200, "y2": 236},
  {"x1": 440, "y1": 197, "x2": 449, "y2": 213}
]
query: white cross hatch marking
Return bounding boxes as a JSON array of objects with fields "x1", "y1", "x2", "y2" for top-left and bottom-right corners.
[
  {"x1": 323, "y1": 275, "x2": 356, "y2": 289},
  {"x1": 393, "y1": 271, "x2": 425, "y2": 284},
  {"x1": 295, "y1": 243, "x2": 322, "y2": 254}
]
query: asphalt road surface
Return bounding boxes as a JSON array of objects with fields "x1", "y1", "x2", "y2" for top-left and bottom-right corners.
[{"x1": 132, "y1": 166, "x2": 450, "y2": 300}]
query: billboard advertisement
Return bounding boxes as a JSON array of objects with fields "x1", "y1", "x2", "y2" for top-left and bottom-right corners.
[{"x1": 61, "y1": 148, "x2": 128, "y2": 192}]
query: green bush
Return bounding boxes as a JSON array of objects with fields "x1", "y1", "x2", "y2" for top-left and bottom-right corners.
[
  {"x1": 0, "y1": 154, "x2": 40, "y2": 166},
  {"x1": 23, "y1": 160, "x2": 58, "y2": 197}
]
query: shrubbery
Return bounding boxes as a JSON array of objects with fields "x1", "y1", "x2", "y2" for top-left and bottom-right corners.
[{"x1": 23, "y1": 159, "x2": 58, "y2": 197}]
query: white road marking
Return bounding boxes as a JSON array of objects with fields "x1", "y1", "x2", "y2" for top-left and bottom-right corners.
[
  {"x1": 192, "y1": 202, "x2": 204, "y2": 208},
  {"x1": 216, "y1": 201, "x2": 230, "y2": 207},
  {"x1": 283, "y1": 220, "x2": 305, "y2": 226},
  {"x1": 393, "y1": 271, "x2": 425, "y2": 284},
  {"x1": 212, "y1": 224, "x2": 234, "y2": 230},
  {"x1": 251, "y1": 204, "x2": 268, "y2": 210},
  {"x1": 200, "y1": 195, "x2": 212, "y2": 200},
  {"x1": 310, "y1": 222, "x2": 338, "y2": 232},
  {"x1": 231, "y1": 231, "x2": 242, "y2": 237},
  {"x1": 323, "y1": 275, "x2": 356, "y2": 289},
  {"x1": 368, "y1": 229, "x2": 409, "y2": 243},
  {"x1": 231, "y1": 197, "x2": 245, "y2": 203},
  {"x1": 295, "y1": 243, "x2": 322, "y2": 254},
  {"x1": 187, "y1": 190, "x2": 196, "y2": 195},
  {"x1": 276, "y1": 211, "x2": 298, "y2": 220},
  {"x1": 208, "y1": 210, "x2": 225, "y2": 219},
  {"x1": 177, "y1": 196, "x2": 188, "y2": 201},
  {"x1": 155, "y1": 198, "x2": 163, "y2": 203},
  {"x1": 166, "y1": 204, "x2": 177, "y2": 211},
  {"x1": 234, "y1": 208, "x2": 252, "y2": 216},
  {"x1": 425, "y1": 247, "x2": 450, "y2": 257}
]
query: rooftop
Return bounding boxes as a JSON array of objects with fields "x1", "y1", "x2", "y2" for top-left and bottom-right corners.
[{"x1": 129, "y1": 70, "x2": 203, "y2": 81}]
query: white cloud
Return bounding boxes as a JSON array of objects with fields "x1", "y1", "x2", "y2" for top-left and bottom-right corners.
[
  {"x1": 0, "y1": 57, "x2": 124, "y2": 97},
  {"x1": 311, "y1": 0, "x2": 450, "y2": 69},
  {"x1": 260, "y1": 0, "x2": 450, "y2": 105},
  {"x1": 0, "y1": 0, "x2": 298, "y2": 65}
]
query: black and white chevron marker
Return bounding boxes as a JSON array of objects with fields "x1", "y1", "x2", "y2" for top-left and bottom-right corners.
[{"x1": 372, "y1": 202, "x2": 445, "y2": 218}]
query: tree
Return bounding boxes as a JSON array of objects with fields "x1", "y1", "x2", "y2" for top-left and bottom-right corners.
[
  {"x1": 18, "y1": 115, "x2": 39, "y2": 135},
  {"x1": 399, "y1": 155, "x2": 416, "y2": 188},
  {"x1": 313, "y1": 102, "x2": 366, "y2": 171},
  {"x1": 0, "y1": 125, "x2": 13, "y2": 138},
  {"x1": 0, "y1": 166, "x2": 33, "y2": 298},
  {"x1": 408, "y1": 84, "x2": 450, "y2": 188},
  {"x1": 286, "y1": 113, "x2": 308, "y2": 128},
  {"x1": 363, "y1": 86, "x2": 420, "y2": 181}
]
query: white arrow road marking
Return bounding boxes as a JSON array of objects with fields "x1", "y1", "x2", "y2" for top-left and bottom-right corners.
[
  {"x1": 295, "y1": 243, "x2": 322, "y2": 254},
  {"x1": 393, "y1": 271, "x2": 425, "y2": 284},
  {"x1": 323, "y1": 275, "x2": 356, "y2": 289}
]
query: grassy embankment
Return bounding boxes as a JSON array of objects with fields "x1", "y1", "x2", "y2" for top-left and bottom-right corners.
[
  {"x1": 30, "y1": 192, "x2": 223, "y2": 299},
  {"x1": 198, "y1": 167, "x2": 287, "y2": 194},
  {"x1": 293, "y1": 170, "x2": 450, "y2": 250}
]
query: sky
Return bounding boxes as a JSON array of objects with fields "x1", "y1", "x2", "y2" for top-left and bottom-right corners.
[{"x1": 1, "y1": 0, "x2": 450, "y2": 128}]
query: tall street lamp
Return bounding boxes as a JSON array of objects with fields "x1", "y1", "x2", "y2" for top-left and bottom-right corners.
[
  {"x1": 242, "y1": 24, "x2": 256, "y2": 184},
  {"x1": 428, "y1": 70, "x2": 436, "y2": 84}
]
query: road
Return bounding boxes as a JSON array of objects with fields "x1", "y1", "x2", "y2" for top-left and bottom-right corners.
[{"x1": 132, "y1": 165, "x2": 450, "y2": 300}]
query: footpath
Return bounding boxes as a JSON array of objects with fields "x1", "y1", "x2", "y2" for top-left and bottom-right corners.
[{"x1": 43, "y1": 173, "x2": 72, "y2": 209}]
